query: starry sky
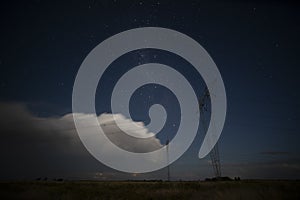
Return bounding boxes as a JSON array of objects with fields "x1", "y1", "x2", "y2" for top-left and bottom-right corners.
[{"x1": 0, "y1": 0, "x2": 299, "y2": 180}]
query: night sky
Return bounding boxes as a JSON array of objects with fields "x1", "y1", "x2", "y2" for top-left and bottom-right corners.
[{"x1": 0, "y1": 0, "x2": 299, "y2": 180}]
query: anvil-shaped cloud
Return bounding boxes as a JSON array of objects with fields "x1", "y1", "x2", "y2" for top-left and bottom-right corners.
[{"x1": 0, "y1": 102, "x2": 162, "y2": 179}]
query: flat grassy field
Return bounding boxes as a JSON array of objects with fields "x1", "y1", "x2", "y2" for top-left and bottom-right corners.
[{"x1": 0, "y1": 180, "x2": 299, "y2": 200}]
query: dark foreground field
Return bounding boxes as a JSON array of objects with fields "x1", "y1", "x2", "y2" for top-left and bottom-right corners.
[{"x1": 0, "y1": 180, "x2": 299, "y2": 200}]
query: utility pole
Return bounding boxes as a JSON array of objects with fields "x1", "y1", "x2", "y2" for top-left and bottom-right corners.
[{"x1": 166, "y1": 138, "x2": 170, "y2": 181}]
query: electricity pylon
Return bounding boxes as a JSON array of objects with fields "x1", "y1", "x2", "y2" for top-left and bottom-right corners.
[{"x1": 199, "y1": 87, "x2": 222, "y2": 178}]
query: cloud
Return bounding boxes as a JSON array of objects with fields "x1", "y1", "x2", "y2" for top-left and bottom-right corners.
[
  {"x1": 58, "y1": 112, "x2": 162, "y2": 153},
  {"x1": 260, "y1": 151, "x2": 290, "y2": 156},
  {"x1": 221, "y1": 160, "x2": 300, "y2": 179},
  {"x1": 0, "y1": 102, "x2": 162, "y2": 179},
  {"x1": 1, "y1": 102, "x2": 299, "y2": 180},
  {"x1": 98, "y1": 113, "x2": 162, "y2": 152}
]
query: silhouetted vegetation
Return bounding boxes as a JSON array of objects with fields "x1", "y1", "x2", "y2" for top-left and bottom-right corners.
[
  {"x1": 0, "y1": 180, "x2": 299, "y2": 200},
  {"x1": 205, "y1": 176, "x2": 233, "y2": 181}
]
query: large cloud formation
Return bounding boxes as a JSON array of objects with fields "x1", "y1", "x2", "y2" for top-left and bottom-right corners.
[
  {"x1": 1, "y1": 102, "x2": 299, "y2": 180},
  {"x1": 0, "y1": 102, "x2": 162, "y2": 180},
  {"x1": 71, "y1": 113, "x2": 162, "y2": 153}
]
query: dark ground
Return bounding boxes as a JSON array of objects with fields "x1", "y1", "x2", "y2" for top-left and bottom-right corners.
[{"x1": 0, "y1": 180, "x2": 299, "y2": 200}]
